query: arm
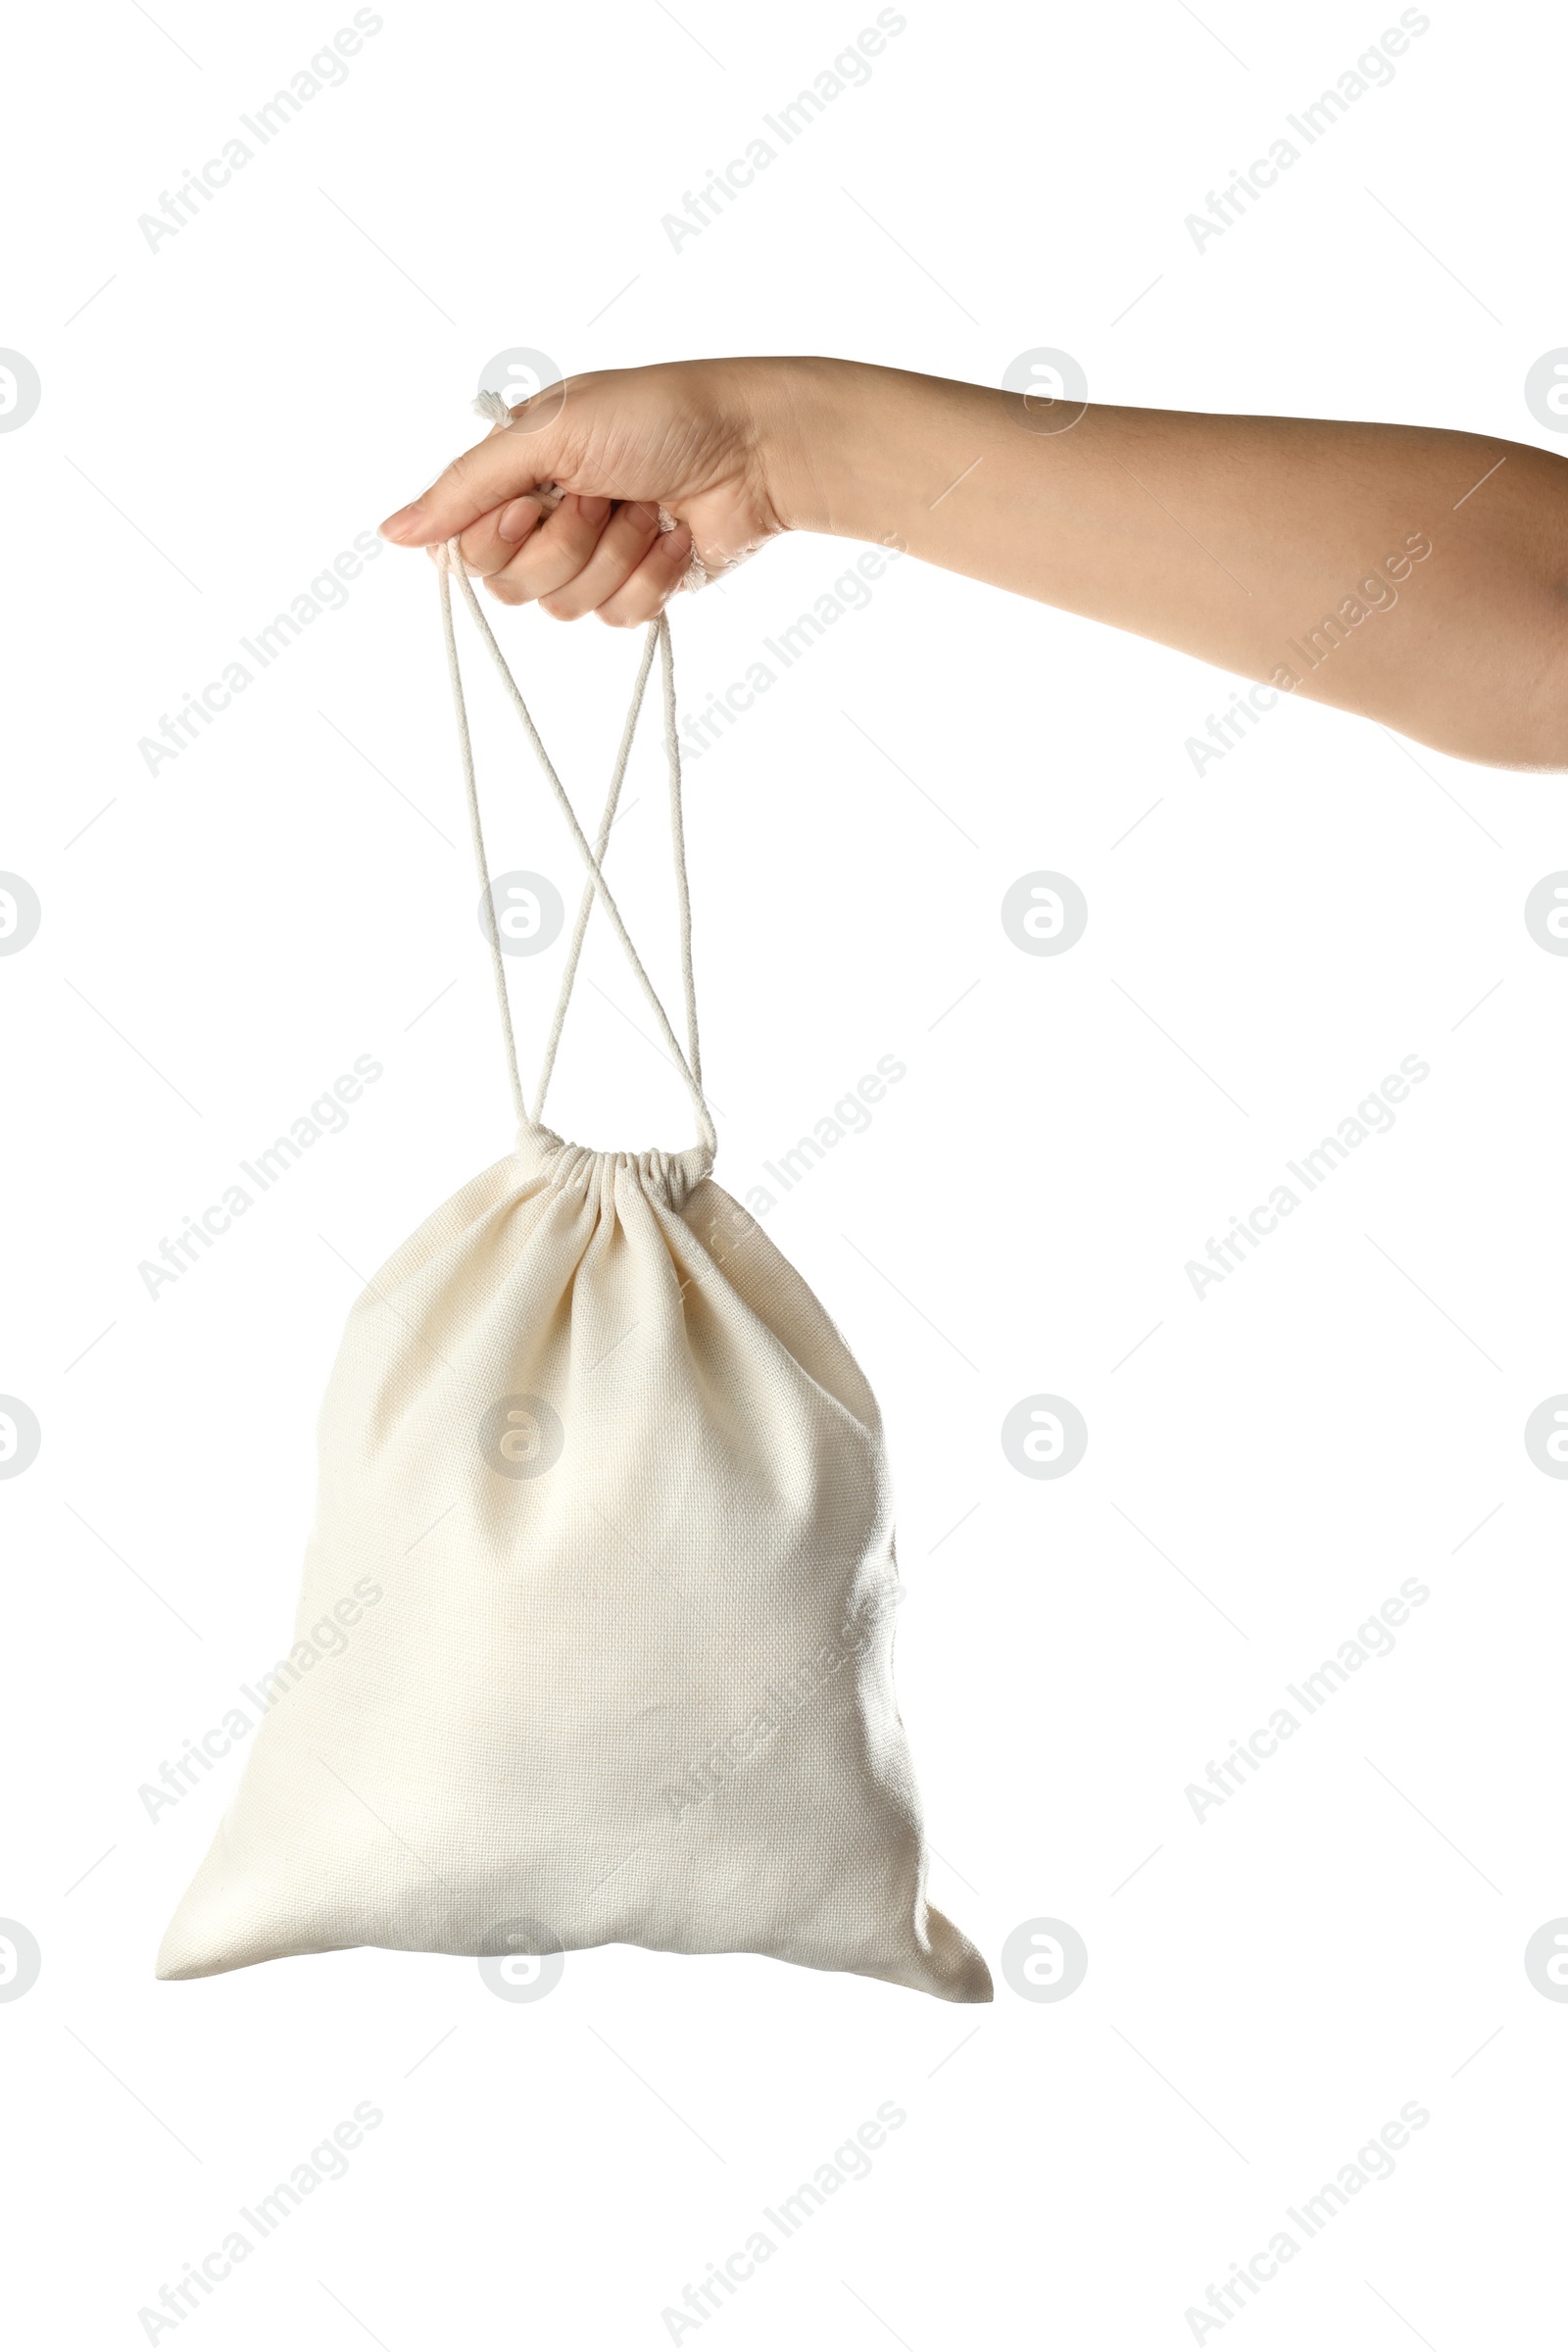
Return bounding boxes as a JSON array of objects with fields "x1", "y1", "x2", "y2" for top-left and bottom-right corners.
[{"x1": 380, "y1": 356, "x2": 1568, "y2": 770}]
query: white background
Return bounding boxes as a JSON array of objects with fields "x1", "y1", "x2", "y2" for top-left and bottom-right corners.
[{"x1": 3, "y1": 0, "x2": 1566, "y2": 2343}]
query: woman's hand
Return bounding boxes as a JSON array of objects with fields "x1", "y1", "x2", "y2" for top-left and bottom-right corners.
[
  {"x1": 380, "y1": 352, "x2": 1568, "y2": 765},
  {"x1": 377, "y1": 357, "x2": 796, "y2": 625}
]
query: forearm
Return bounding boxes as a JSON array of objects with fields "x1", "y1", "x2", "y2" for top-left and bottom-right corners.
[{"x1": 760, "y1": 358, "x2": 1568, "y2": 769}]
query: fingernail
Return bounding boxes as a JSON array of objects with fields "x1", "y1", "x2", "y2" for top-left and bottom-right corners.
[
  {"x1": 379, "y1": 503, "x2": 421, "y2": 541},
  {"x1": 497, "y1": 497, "x2": 541, "y2": 544},
  {"x1": 579, "y1": 495, "x2": 612, "y2": 525}
]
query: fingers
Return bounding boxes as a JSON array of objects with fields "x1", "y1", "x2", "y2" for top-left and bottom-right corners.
[
  {"x1": 594, "y1": 520, "x2": 695, "y2": 627},
  {"x1": 538, "y1": 500, "x2": 663, "y2": 620},
  {"x1": 498, "y1": 496, "x2": 546, "y2": 543},
  {"x1": 440, "y1": 495, "x2": 548, "y2": 583},
  {"x1": 379, "y1": 383, "x2": 582, "y2": 548},
  {"x1": 453, "y1": 493, "x2": 694, "y2": 623},
  {"x1": 479, "y1": 494, "x2": 613, "y2": 606}
]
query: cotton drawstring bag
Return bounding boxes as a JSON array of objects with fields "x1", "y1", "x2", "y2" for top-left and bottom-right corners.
[{"x1": 158, "y1": 531, "x2": 991, "y2": 2002}]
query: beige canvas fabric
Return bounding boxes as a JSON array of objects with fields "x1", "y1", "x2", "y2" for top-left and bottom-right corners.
[{"x1": 158, "y1": 548, "x2": 990, "y2": 2002}]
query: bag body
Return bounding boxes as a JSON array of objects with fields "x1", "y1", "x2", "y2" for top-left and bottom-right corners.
[{"x1": 159, "y1": 547, "x2": 990, "y2": 2003}]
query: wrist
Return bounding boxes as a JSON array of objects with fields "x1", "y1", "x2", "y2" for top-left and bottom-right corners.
[
  {"x1": 745, "y1": 358, "x2": 1013, "y2": 564},
  {"x1": 747, "y1": 356, "x2": 883, "y2": 543}
]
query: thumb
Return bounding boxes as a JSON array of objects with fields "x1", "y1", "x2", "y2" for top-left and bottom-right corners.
[{"x1": 379, "y1": 381, "x2": 586, "y2": 549}]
